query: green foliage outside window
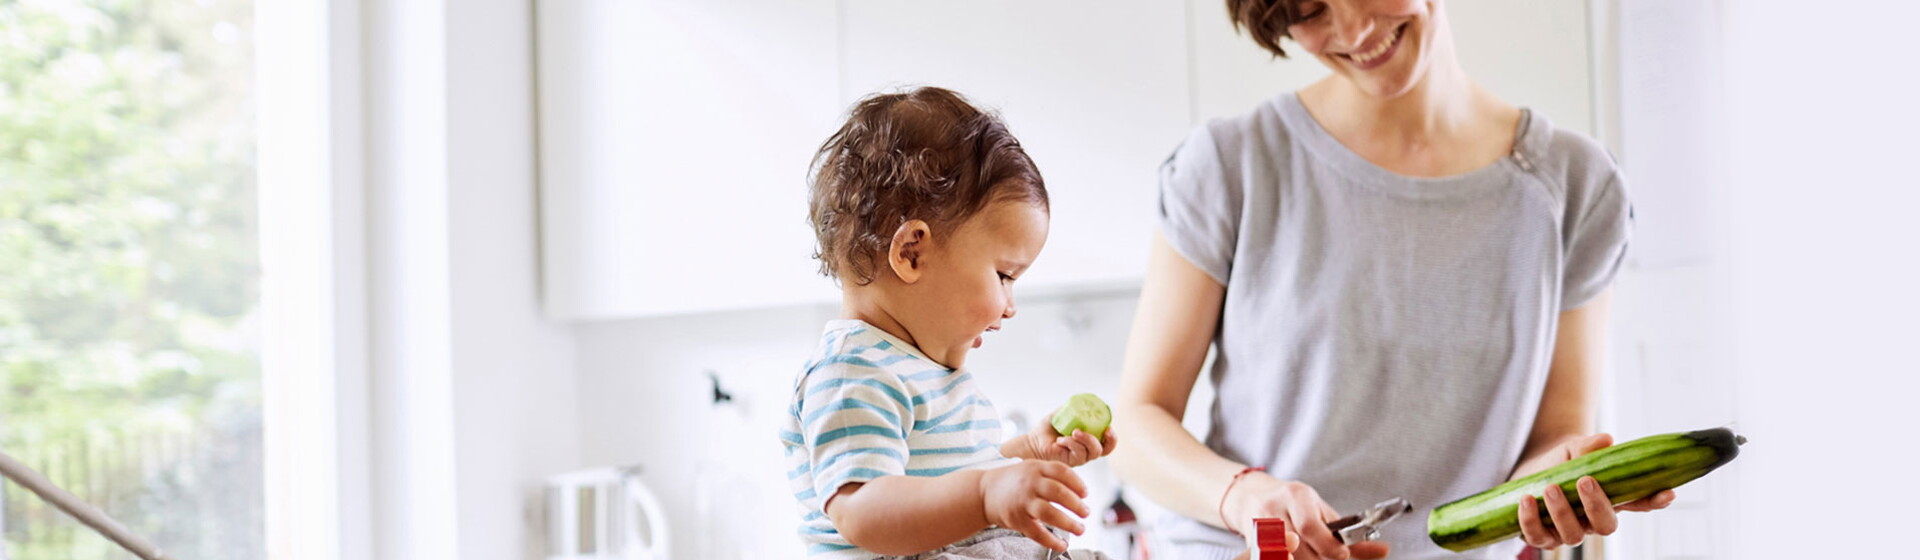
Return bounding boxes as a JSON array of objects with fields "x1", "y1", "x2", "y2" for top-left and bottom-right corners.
[{"x1": 1, "y1": 0, "x2": 262, "y2": 557}]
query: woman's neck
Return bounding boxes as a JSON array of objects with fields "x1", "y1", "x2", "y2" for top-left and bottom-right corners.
[
  {"x1": 1307, "y1": 56, "x2": 1488, "y2": 144},
  {"x1": 1298, "y1": 52, "x2": 1523, "y2": 178}
]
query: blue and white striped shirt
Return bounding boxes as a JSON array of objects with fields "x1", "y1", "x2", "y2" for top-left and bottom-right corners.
[{"x1": 781, "y1": 319, "x2": 1016, "y2": 559}]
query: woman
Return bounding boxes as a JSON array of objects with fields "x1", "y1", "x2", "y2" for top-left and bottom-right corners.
[{"x1": 1109, "y1": 1, "x2": 1669, "y2": 559}]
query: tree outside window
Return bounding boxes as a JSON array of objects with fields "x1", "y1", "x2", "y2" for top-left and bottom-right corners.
[{"x1": 1, "y1": 1, "x2": 262, "y2": 558}]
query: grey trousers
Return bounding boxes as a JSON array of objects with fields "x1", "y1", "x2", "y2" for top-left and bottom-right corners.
[{"x1": 877, "y1": 528, "x2": 1113, "y2": 560}]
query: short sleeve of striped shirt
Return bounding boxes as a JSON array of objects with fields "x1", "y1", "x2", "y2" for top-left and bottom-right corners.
[{"x1": 791, "y1": 350, "x2": 915, "y2": 513}]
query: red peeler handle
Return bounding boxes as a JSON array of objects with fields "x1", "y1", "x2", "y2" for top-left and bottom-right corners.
[{"x1": 1253, "y1": 518, "x2": 1289, "y2": 560}]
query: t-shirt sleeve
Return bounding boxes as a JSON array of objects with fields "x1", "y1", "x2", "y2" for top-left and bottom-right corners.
[
  {"x1": 795, "y1": 361, "x2": 913, "y2": 514},
  {"x1": 1561, "y1": 173, "x2": 1633, "y2": 310},
  {"x1": 1157, "y1": 124, "x2": 1242, "y2": 285}
]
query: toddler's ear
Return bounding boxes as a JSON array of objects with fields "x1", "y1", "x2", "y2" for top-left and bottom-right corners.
[{"x1": 888, "y1": 220, "x2": 931, "y2": 284}]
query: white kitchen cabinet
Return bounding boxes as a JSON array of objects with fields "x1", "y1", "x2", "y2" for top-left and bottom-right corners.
[
  {"x1": 536, "y1": 0, "x2": 1599, "y2": 320},
  {"x1": 536, "y1": 0, "x2": 843, "y2": 320},
  {"x1": 839, "y1": 0, "x2": 1191, "y2": 295}
]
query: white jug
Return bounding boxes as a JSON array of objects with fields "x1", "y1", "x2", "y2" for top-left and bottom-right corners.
[{"x1": 545, "y1": 466, "x2": 670, "y2": 560}]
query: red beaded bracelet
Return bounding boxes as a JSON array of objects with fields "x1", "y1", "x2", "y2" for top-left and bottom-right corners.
[{"x1": 1220, "y1": 466, "x2": 1266, "y2": 535}]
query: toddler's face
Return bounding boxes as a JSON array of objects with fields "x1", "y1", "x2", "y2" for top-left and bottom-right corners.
[{"x1": 906, "y1": 199, "x2": 1049, "y2": 370}]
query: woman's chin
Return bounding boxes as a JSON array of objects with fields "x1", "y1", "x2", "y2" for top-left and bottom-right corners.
[{"x1": 1326, "y1": 52, "x2": 1424, "y2": 100}]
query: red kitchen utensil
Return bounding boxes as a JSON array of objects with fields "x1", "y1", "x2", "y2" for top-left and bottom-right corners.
[{"x1": 1254, "y1": 517, "x2": 1289, "y2": 560}]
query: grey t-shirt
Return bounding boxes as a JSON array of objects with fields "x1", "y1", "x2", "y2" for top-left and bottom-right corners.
[{"x1": 1150, "y1": 92, "x2": 1631, "y2": 560}]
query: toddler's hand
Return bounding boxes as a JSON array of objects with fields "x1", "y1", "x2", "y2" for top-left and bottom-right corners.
[
  {"x1": 1016, "y1": 410, "x2": 1118, "y2": 467},
  {"x1": 979, "y1": 460, "x2": 1089, "y2": 552}
]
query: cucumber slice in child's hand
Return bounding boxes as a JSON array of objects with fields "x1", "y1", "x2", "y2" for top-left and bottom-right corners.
[{"x1": 1050, "y1": 393, "x2": 1112, "y2": 440}]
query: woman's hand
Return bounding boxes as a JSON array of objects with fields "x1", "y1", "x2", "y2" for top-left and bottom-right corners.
[
  {"x1": 1513, "y1": 433, "x2": 1677, "y2": 548},
  {"x1": 1223, "y1": 473, "x2": 1390, "y2": 560},
  {"x1": 978, "y1": 460, "x2": 1090, "y2": 552},
  {"x1": 1004, "y1": 409, "x2": 1118, "y2": 467}
]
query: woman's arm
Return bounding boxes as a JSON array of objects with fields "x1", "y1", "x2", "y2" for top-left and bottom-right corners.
[
  {"x1": 1110, "y1": 232, "x2": 1241, "y2": 522},
  {"x1": 1512, "y1": 290, "x2": 1611, "y2": 475},
  {"x1": 1509, "y1": 290, "x2": 1676, "y2": 548},
  {"x1": 1113, "y1": 234, "x2": 1386, "y2": 560}
]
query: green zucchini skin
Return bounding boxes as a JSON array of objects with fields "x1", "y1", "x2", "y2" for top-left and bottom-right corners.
[{"x1": 1426, "y1": 428, "x2": 1744, "y2": 552}]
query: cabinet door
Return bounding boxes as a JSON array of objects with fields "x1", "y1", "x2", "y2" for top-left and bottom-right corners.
[
  {"x1": 537, "y1": 0, "x2": 842, "y2": 320},
  {"x1": 841, "y1": 0, "x2": 1192, "y2": 294}
]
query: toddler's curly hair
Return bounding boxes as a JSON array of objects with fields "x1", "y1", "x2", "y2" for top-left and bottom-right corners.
[{"x1": 808, "y1": 87, "x2": 1048, "y2": 285}]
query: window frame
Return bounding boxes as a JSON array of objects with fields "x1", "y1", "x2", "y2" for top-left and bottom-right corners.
[{"x1": 255, "y1": 0, "x2": 373, "y2": 558}]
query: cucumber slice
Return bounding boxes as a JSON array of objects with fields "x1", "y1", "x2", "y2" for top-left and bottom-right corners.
[{"x1": 1050, "y1": 393, "x2": 1112, "y2": 439}]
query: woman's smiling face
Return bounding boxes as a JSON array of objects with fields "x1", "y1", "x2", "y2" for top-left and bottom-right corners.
[{"x1": 1286, "y1": 0, "x2": 1441, "y2": 99}]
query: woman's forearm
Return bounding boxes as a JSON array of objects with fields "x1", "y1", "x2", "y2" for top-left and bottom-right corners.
[
  {"x1": 1512, "y1": 292, "x2": 1612, "y2": 480},
  {"x1": 825, "y1": 471, "x2": 989, "y2": 555},
  {"x1": 1111, "y1": 233, "x2": 1242, "y2": 528},
  {"x1": 1111, "y1": 403, "x2": 1248, "y2": 529}
]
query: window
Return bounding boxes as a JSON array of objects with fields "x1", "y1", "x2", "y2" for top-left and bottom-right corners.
[{"x1": 0, "y1": 1, "x2": 263, "y2": 558}]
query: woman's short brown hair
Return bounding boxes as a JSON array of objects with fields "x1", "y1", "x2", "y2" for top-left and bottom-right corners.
[
  {"x1": 807, "y1": 87, "x2": 1048, "y2": 286},
  {"x1": 1227, "y1": 0, "x2": 1307, "y2": 58}
]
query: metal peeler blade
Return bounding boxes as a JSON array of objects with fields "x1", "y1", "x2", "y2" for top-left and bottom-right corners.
[{"x1": 1326, "y1": 497, "x2": 1414, "y2": 543}]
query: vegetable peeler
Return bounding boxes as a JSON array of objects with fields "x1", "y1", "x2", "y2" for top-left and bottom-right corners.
[{"x1": 1325, "y1": 497, "x2": 1414, "y2": 543}]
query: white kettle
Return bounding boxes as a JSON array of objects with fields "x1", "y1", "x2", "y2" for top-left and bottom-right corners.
[{"x1": 545, "y1": 466, "x2": 670, "y2": 560}]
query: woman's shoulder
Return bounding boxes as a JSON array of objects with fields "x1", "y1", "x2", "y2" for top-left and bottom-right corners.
[
  {"x1": 1196, "y1": 91, "x2": 1301, "y2": 150},
  {"x1": 1518, "y1": 109, "x2": 1628, "y2": 206},
  {"x1": 1520, "y1": 110, "x2": 1628, "y2": 191},
  {"x1": 1165, "y1": 92, "x2": 1302, "y2": 178}
]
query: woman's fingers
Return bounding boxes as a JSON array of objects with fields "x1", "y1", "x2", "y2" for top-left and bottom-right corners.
[
  {"x1": 1292, "y1": 501, "x2": 1348, "y2": 560},
  {"x1": 1576, "y1": 477, "x2": 1619, "y2": 535},
  {"x1": 1284, "y1": 533, "x2": 1325, "y2": 560},
  {"x1": 1517, "y1": 495, "x2": 1556, "y2": 548},
  {"x1": 1541, "y1": 483, "x2": 1586, "y2": 546},
  {"x1": 1268, "y1": 531, "x2": 1312, "y2": 560},
  {"x1": 1348, "y1": 540, "x2": 1390, "y2": 560},
  {"x1": 1618, "y1": 489, "x2": 1676, "y2": 512}
]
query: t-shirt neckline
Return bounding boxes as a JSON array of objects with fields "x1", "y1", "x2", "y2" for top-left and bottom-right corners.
[{"x1": 1272, "y1": 91, "x2": 1547, "y2": 200}]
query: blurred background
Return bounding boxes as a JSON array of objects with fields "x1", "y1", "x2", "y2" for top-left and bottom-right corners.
[{"x1": 0, "y1": 1, "x2": 1914, "y2": 559}]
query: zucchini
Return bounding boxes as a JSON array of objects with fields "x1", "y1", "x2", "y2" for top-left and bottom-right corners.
[{"x1": 1427, "y1": 428, "x2": 1745, "y2": 552}]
